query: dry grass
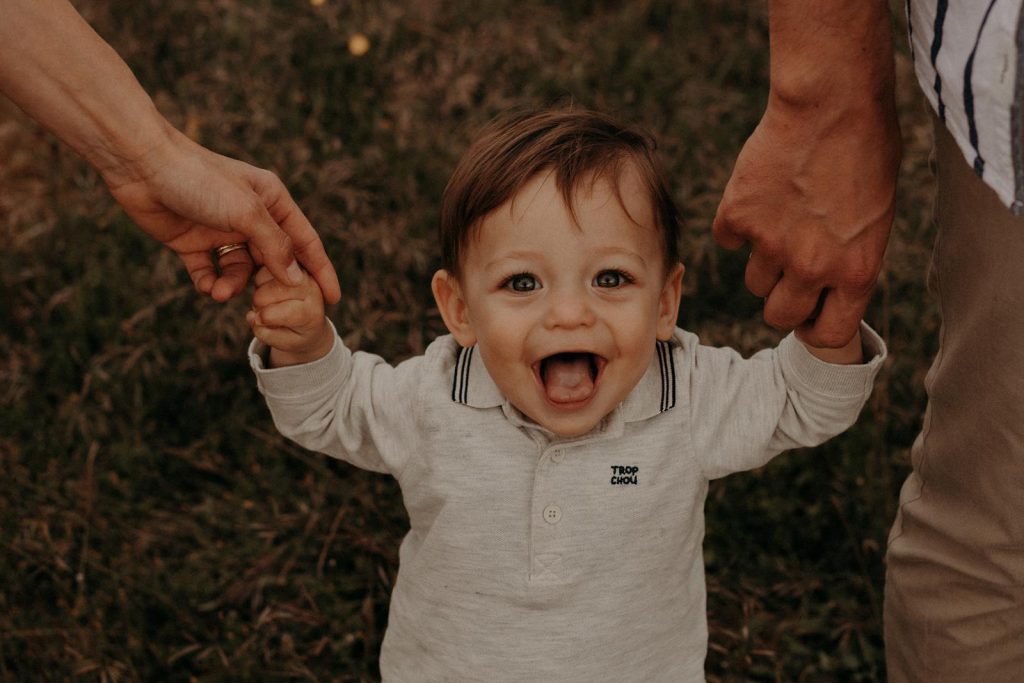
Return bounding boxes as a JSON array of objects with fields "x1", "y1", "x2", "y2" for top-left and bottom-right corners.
[{"x1": 1, "y1": 0, "x2": 935, "y2": 680}]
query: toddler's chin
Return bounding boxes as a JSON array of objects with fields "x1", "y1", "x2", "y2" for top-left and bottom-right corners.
[{"x1": 538, "y1": 413, "x2": 604, "y2": 439}]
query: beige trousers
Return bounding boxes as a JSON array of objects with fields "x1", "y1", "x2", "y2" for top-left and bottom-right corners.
[{"x1": 884, "y1": 118, "x2": 1024, "y2": 681}]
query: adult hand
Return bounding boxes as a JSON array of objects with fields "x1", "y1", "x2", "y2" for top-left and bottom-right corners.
[
  {"x1": 105, "y1": 127, "x2": 341, "y2": 304},
  {"x1": 713, "y1": 0, "x2": 900, "y2": 348},
  {"x1": 713, "y1": 98, "x2": 899, "y2": 347},
  {"x1": 0, "y1": 0, "x2": 341, "y2": 305}
]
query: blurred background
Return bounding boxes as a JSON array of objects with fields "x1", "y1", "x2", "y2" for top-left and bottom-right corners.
[{"x1": 0, "y1": 0, "x2": 937, "y2": 680}]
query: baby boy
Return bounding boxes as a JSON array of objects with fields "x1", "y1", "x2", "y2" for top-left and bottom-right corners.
[{"x1": 246, "y1": 109, "x2": 886, "y2": 681}]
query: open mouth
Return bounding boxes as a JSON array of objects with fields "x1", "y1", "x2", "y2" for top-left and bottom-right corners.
[{"x1": 536, "y1": 352, "x2": 604, "y2": 405}]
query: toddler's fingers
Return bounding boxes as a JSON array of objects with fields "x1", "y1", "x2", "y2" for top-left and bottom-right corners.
[
  {"x1": 761, "y1": 275, "x2": 822, "y2": 331},
  {"x1": 251, "y1": 320, "x2": 305, "y2": 352},
  {"x1": 252, "y1": 278, "x2": 312, "y2": 309},
  {"x1": 799, "y1": 288, "x2": 867, "y2": 348},
  {"x1": 257, "y1": 299, "x2": 321, "y2": 330},
  {"x1": 253, "y1": 267, "x2": 276, "y2": 287}
]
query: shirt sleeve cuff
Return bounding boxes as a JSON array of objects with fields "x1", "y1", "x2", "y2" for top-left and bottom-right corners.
[
  {"x1": 247, "y1": 319, "x2": 349, "y2": 399},
  {"x1": 778, "y1": 321, "x2": 887, "y2": 400}
]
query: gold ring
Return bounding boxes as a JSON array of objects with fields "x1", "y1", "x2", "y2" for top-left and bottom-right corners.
[{"x1": 214, "y1": 242, "x2": 248, "y2": 259}]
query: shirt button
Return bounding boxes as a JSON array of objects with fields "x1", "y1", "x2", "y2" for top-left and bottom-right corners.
[
  {"x1": 542, "y1": 504, "x2": 562, "y2": 524},
  {"x1": 551, "y1": 449, "x2": 564, "y2": 462}
]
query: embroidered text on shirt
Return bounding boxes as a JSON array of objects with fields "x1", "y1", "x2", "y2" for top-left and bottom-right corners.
[{"x1": 610, "y1": 465, "x2": 638, "y2": 486}]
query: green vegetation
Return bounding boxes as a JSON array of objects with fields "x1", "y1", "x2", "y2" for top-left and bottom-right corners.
[{"x1": 1, "y1": 1, "x2": 935, "y2": 680}]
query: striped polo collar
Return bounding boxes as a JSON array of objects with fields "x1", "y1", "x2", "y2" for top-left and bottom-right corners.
[{"x1": 450, "y1": 339, "x2": 679, "y2": 423}]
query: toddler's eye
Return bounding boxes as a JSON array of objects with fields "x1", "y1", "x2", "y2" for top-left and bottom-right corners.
[
  {"x1": 594, "y1": 270, "x2": 631, "y2": 288},
  {"x1": 503, "y1": 273, "x2": 540, "y2": 292}
]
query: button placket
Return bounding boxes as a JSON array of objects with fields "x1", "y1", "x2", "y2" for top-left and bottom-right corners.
[{"x1": 529, "y1": 445, "x2": 568, "y2": 583}]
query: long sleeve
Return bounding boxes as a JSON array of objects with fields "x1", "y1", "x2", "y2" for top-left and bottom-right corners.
[
  {"x1": 688, "y1": 322, "x2": 886, "y2": 479},
  {"x1": 248, "y1": 323, "x2": 426, "y2": 476}
]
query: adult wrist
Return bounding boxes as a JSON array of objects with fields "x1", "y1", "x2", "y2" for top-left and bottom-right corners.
[
  {"x1": 0, "y1": 0, "x2": 180, "y2": 189},
  {"x1": 92, "y1": 113, "x2": 180, "y2": 190},
  {"x1": 767, "y1": 0, "x2": 895, "y2": 111}
]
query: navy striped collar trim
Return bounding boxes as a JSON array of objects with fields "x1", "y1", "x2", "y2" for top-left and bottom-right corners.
[{"x1": 450, "y1": 339, "x2": 679, "y2": 422}]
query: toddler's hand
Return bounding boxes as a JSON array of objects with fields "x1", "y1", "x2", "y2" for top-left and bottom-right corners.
[{"x1": 248, "y1": 266, "x2": 334, "y2": 367}]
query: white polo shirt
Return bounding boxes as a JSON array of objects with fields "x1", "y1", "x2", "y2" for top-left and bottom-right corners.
[{"x1": 249, "y1": 325, "x2": 885, "y2": 682}]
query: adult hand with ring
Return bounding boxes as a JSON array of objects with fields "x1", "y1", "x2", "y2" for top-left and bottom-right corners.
[
  {"x1": 0, "y1": 0, "x2": 342, "y2": 305},
  {"x1": 212, "y1": 242, "x2": 254, "y2": 297},
  {"x1": 104, "y1": 129, "x2": 339, "y2": 303}
]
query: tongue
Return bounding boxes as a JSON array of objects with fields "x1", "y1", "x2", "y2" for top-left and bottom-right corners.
[{"x1": 542, "y1": 355, "x2": 595, "y2": 403}]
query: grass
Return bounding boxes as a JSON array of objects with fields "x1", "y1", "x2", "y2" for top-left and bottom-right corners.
[{"x1": 1, "y1": 0, "x2": 936, "y2": 680}]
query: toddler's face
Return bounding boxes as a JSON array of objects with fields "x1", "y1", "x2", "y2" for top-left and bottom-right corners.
[{"x1": 433, "y1": 166, "x2": 683, "y2": 438}]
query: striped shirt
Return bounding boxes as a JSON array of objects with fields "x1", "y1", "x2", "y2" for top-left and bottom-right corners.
[{"x1": 907, "y1": 0, "x2": 1024, "y2": 213}]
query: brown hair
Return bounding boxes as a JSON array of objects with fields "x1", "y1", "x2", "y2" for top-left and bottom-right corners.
[{"x1": 438, "y1": 108, "x2": 680, "y2": 277}]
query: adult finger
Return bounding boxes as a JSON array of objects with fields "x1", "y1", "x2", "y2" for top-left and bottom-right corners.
[
  {"x1": 248, "y1": 241, "x2": 266, "y2": 267},
  {"x1": 231, "y1": 197, "x2": 302, "y2": 288},
  {"x1": 179, "y1": 251, "x2": 217, "y2": 295},
  {"x1": 711, "y1": 204, "x2": 749, "y2": 250},
  {"x1": 294, "y1": 235, "x2": 341, "y2": 305},
  {"x1": 798, "y1": 288, "x2": 869, "y2": 348},
  {"x1": 762, "y1": 275, "x2": 823, "y2": 331},
  {"x1": 210, "y1": 248, "x2": 255, "y2": 302},
  {"x1": 745, "y1": 249, "x2": 782, "y2": 298},
  {"x1": 251, "y1": 170, "x2": 341, "y2": 304}
]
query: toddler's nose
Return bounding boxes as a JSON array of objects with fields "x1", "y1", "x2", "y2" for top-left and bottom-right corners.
[{"x1": 543, "y1": 287, "x2": 596, "y2": 329}]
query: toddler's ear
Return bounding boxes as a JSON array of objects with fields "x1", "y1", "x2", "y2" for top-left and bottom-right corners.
[
  {"x1": 656, "y1": 263, "x2": 685, "y2": 341},
  {"x1": 431, "y1": 270, "x2": 477, "y2": 347}
]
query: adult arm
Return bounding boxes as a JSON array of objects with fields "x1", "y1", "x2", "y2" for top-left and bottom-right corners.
[
  {"x1": 713, "y1": 0, "x2": 900, "y2": 347},
  {"x1": 0, "y1": 0, "x2": 340, "y2": 303}
]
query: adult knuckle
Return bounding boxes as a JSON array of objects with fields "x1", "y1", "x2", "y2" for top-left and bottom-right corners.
[
  {"x1": 272, "y1": 229, "x2": 294, "y2": 254},
  {"x1": 255, "y1": 167, "x2": 279, "y2": 185},
  {"x1": 843, "y1": 264, "x2": 878, "y2": 291},
  {"x1": 715, "y1": 202, "x2": 759, "y2": 236},
  {"x1": 245, "y1": 195, "x2": 267, "y2": 218},
  {"x1": 787, "y1": 254, "x2": 824, "y2": 283},
  {"x1": 763, "y1": 310, "x2": 792, "y2": 331},
  {"x1": 292, "y1": 233, "x2": 321, "y2": 258},
  {"x1": 753, "y1": 237, "x2": 784, "y2": 263},
  {"x1": 713, "y1": 203, "x2": 740, "y2": 228},
  {"x1": 231, "y1": 200, "x2": 262, "y2": 230}
]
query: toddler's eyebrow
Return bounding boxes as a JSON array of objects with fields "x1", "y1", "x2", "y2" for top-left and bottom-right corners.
[
  {"x1": 485, "y1": 246, "x2": 648, "y2": 271},
  {"x1": 590, "y1": 245, "x2": 648, "y2": 265},
  {"x1": 485, "y1": 250, "x2": 544, "y2": 270}
]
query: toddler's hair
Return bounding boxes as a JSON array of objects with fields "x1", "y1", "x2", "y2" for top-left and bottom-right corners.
[{"x1": 438, "y1": 108, "x2": 681, "y2": 276}]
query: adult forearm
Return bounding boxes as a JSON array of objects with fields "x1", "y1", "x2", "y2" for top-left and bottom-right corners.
[
  {"x1": 0, "y1": 0, "x2": 341, "y2": 303},
  {"x1": 714, "y1": 0, "x2": 899, "y2": 347},
  {"x1": 0, "y1": 0, "x2": 171, "y2": 185},
  {"x1": 768, "y1": 0, "x2": 896, "y2": 112}
]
